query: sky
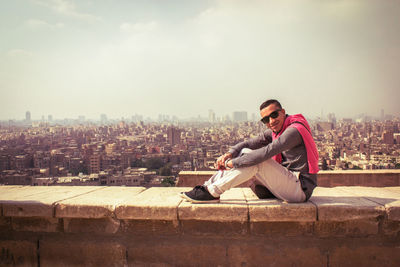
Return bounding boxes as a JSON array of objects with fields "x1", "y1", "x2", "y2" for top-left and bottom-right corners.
[{"x1": 1, "y1": 0, "x2": 400, "y2": 121}]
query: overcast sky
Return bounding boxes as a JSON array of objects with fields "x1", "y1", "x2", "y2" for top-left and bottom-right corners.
[{"x1": 1, "y1": 0, "x2": 399, "y2": 121}]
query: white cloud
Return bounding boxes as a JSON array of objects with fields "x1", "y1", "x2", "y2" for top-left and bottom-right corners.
[
  {"x1": 31, "y1": 0, "x2": 100, "y2": 22},
  {"x1": 119, "y1": 21, "x2": 158, "y2": 33},
  {"x1": 25, "y1": 19, "x2": 64, "y2": 29}
]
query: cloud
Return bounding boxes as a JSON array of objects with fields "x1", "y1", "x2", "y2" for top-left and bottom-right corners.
[
  {"x1": 25, "y1": 19, "x2": 64, "y2": 29},
  {"x1": 31, "y1": 0, "x2": 100, "y2": 22},
  {"x1": 119, "y1": 21, "x2": 158, "y2": 33}
]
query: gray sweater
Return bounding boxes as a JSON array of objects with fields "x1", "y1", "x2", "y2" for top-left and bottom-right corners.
[{"x1": 228, "y1": 127, "x2": 317, "y2": 200}]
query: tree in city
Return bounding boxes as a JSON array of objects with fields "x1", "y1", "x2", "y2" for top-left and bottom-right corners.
[
  {"x1": 161, "y1": 177, "x2": 175, "y2": 187},
  {"x1": 160, "y1": 163, "x2": 172, "y2": 176}
]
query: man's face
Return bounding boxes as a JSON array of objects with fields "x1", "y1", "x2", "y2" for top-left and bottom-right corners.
[{"x1": 260, "y1": 103, "x2": 286, "y2": 133}]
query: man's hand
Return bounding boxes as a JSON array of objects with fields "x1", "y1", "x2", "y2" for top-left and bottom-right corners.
[{"x1": 215, "y1": 152, "x2": 232, "y2": 170}]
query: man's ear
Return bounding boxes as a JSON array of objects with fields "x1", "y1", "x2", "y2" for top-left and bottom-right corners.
[{"x1": 281, "y1": 108, "x2": 286, "y2": 115}]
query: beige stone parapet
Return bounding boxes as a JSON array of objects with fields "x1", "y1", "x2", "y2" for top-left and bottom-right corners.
[
  {"x1": 0, "y1": 185, "x2": 399, "y2": 229},
  {"x1": 1, "y1": 185, "x2": 400, "y2": 266}
]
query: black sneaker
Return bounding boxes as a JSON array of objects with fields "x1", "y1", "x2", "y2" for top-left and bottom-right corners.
[
  {"x1": 254, "y1": 184, "x2": 277, "y2": 199},
  {"x1": 181, "y1": 185, "x2": 220, "y2": 203}
]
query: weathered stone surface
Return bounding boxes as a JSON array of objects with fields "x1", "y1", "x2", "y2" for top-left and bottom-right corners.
[
  {"x1": 116, "y1": 187, "x2": 184, "y2": 220},
  {"x1": 310, "y1": 187, "x2": 385, "y2": 221},
  {"x1": 40, "y1": 239, "x2": 126, "y2": 267},
  {"x1": 56, "y1": 186, "x2": 145, "y2": 218},
  {"x1": 317, "y1": 170, "x2": 400, "y2": 187},
  {"x1": 127, "y1": 237, "x2": 228, "y2": 267},
  {"x1": 121, "y1": 219, "x2": 179, "y2": 236},
  {"x1": 243, "y1": 188, "x2": 316, "y2": 222},
  {"x1": 63, "y1": 217, "x2": 120, "y2": 234},
  {"x1": 180, "y1": 220, "x2": 248, "y2": 236},
  {"x1": 0, "y1": 186, "x2": 26, "y2": 204},
  {"x1": 12, "y1": 217, "x2": 62, "y2": 232},
  {"x1": 178, "y1": 188, "x2": 248, "y2": 222},
  {"x1": 338, "y1": 186, "x2": 400, "y2": 221},
  {"x1": 250, "y1": 221, "x2": 314, "y2": 237},
  {"x1": 0, "y1": 240, "x2": 37, "y2": 267},
  {"x1": 330, "y1": 244, "x2": 400, "y2": 267},
  {"x1": 315, "y1": 219, "x2": 380, "y2": 237},
  {"x1": 1, "y1": 186, "x2": 103, "y2": 217},
  {"x1": 227, "y1": 240, "x2": 326, "y2": 267},
  {"x1": 0, "y1": 217, "x2": 11, "y2": 231}
]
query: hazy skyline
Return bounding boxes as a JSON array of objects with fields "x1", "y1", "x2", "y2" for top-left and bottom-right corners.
[{"x1": 1, "y1": 0, "x2": 400, "y2": 121}]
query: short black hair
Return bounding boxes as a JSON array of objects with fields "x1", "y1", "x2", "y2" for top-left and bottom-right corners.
[{"x1": 259, "y1": 99, "x2": 282, "y2": 110}]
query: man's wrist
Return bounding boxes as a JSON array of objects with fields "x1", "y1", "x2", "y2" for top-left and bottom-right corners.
[{"x1": 224, "y1": 159, "x2": 233, "y2": 169}]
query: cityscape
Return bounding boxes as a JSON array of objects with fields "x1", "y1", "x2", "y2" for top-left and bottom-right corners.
[{"x1": 1, "y1": 110, "x2": 399, "y2": 187}]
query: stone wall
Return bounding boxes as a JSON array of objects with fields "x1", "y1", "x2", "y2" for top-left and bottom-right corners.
[
  {"x1": 177, "y1": 169, "x2": 400, "y2": 188},
  {"x1": 0, "y1": 185, "x2": 400, "y2": 266}
]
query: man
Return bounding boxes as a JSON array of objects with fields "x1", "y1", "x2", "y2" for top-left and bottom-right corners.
[{"x1": 181, "y1": 99, "x2": 319, "y2": 203}]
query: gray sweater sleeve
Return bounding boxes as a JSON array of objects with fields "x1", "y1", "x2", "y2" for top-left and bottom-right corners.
[
  {"x1": 231, "y1": 127, "x2": 303, "y2": 168},
  {"x1": 228, "y1": 130, "x2": 273, "y2": 158}
]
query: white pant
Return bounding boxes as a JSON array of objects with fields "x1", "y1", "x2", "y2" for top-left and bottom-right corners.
[{"x1": 204, "y1": 148, "x2": 306, "y2": 203}]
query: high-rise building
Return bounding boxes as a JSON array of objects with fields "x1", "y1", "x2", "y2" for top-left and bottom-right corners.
[
  {"x1": 382, "y1": 131, "x2": 394, "y2": 145},
  {"x1": 25, "y1": 111, "x2": 31, "y2": 122},
  {"x1": 89, "y1": 154, "x2": 101, "y2": 174},
  {"x1": 233, "y1": 111, "x2": 248, "y2": 122},
  {"x1": 208, "y1": 110, "x2": 216, "y2": 123},
  {"x1": 167, "y1": 127, "x2": 181, "y2": 145}
]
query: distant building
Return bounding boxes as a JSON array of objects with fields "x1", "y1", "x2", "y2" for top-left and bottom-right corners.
[
  {"x1": 208, "y1": 110, "x2": 216, "y2": 123},
  {"x1": 167, "y1": 127, "x2": 181, "y2": 145},
  {"x1": 233, "y1": 111, "x2": 248, "y2": 122},
  {"x1": 316, "y1": 122, "x2": 334, "y2": 131},
  {"x1": 382, "y1": 131, "x2": 394, "y2": 145},
  {"x1": 25, "y1": 111, "x2": 31, "y2": 123},
  {"x1": 89, "y1": 154, "x2": 101, "y2": 174}
]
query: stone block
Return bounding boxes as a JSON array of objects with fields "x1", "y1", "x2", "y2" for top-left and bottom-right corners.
[
  {"x1": 0, "y1": 217, "x2": 11, "y2": 232},
  {"x1": 339, "y1": 186, "x2": 400, "y2": 221},
  {"x1": 250, "y1": 221, "x2": 314, "y2": 237},
  {"x1": 40, "y1": 239, "x2": 126, "y2": 267},
  {"x1": 11, "y1": 217, "x2": 62, "y2": 233},
  {"x1": 0, "y1": 240, "x2": 37, "y2": 267},
  {"x1": 56, "y1": 186, "x2": 145, "y2": 219},
  {"x1": 330, "y1": 244, "x2": 400, "y2": 267},
  {"x1": 381, "y1": 219, "x2": 400, "y2": 238},
  {"x1": 116, "y1": 187, "x2": 183, "y2": 221},
  {"x1": 121, "y1": 219, "x2": 179, "y2": 236},
  {"x1": 178, "y1": 188, "x2": 248, "y2": 222},
  {"x1": 2, "y1": 186, "x2": 104, "y2": 217},
  {"x1": 127, "y1": 237, "x2": 228, "y2": 266},
  {"x1": 176, "y1": 171, "x2": 214, "y2": 187},
  {"x1": 0, "y1": 186, "x2": 31, "y2": 200},
  {"x1": 63, "y1": 217, "x2": 120, "y2": 234},
  {"x1": 243, "y1": 188, "x2": 316, "y2": 222},
  {"x1": 314, "y1": 219, "x2": 380, "y2": 237},
  {"x1": 227, "y1": 240, "x2": 326, "y2": 267},
  {"x1": 180, "y1": 220, "x2": 248, "y2": 236},
  {"x1": 310, "y1": 187, "x2": 385, "y2": 221}
]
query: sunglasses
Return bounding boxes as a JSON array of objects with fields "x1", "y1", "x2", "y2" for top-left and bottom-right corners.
[{"x1": 260, "y1": 109, "x2": 281, "y2": 124}]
